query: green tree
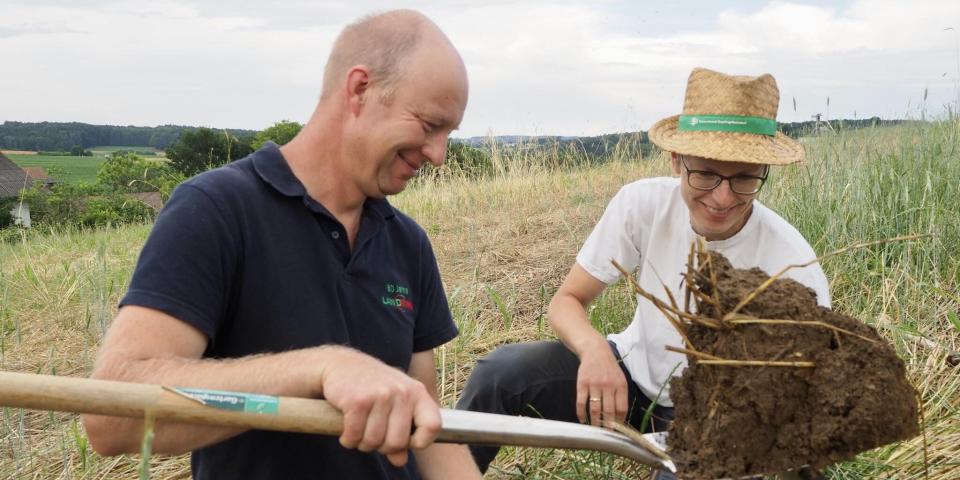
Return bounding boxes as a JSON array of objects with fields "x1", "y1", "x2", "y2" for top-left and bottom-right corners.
[
  {"x1": 166, "y1": 128, "x2": 250, "y2": 177},
  {"x1": 20, "y1": 179, "x2": 159, "y2": 229},
  {"x1": 78, "y1": 195, "x2": 154, "y2": 228},
  {"x1": 96, "y1": 152, "x2": 174, "y2": 193},
  {"x1": 444, "y1": 141, "x2": 493, "y2": 178},
  {"x1": 0, "y1": 198, "x2": 15, "y2": 228},
  {"x1": 251, "y1": 120, "x2": 303, "y2": 150},
  {"x1": 233, "y1": 133, "x2": 255, "y2": 159},
  {"x1": 20, "y1": 181, "x2": 99, "y2": 227}
]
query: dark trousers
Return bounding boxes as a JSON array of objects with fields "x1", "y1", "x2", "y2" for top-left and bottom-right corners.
[{"x1": 455, "y1": 340, "x2": 674, "y2": 474}]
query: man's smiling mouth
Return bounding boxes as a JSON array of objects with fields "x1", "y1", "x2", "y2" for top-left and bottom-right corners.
[{"x1": 704, "y1": 204, "x2": 738, "y2": 216}]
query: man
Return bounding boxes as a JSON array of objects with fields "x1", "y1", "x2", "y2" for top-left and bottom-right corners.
[
  {"x1": 82, "y1": 10, "x2": 482, "y2": 480},
  {"x1": 456, "y1": 67, "x2": 831, "y2": 476}
]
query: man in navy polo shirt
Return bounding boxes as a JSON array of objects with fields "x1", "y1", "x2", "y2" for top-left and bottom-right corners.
[{"x1": 82, "y1": 10, "x2": 481, "y2": 479}]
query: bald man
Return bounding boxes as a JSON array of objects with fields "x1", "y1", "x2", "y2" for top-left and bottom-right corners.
[{"x1": 82, "y1": 10, "x2": 481, "y2": 480}]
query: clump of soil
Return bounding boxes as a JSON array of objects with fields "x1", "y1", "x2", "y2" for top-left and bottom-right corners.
[{"x1": 666, "y1": 252, "x2": 919, "y2": 480}]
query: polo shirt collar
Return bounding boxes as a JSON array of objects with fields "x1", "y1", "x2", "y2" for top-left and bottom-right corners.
[
  {"x1": 252, "y1": 142, "x2": 304, "y2": 197},
  {"x1": 365, "y1": 196, "x2": 395, "y2": 219},
  {"x1": 252, "y1": 142, "x2": 396, "y2": 220}
]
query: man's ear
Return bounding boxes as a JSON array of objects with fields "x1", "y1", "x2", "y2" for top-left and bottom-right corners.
[
  {"x1": 670, "y1": 153, "x2": 681, "y2": 175},
  {"x1": 345, "y1": 65, "x2": 371, "y2": 116}
]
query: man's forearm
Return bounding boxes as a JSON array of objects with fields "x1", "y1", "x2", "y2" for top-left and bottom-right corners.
[
  {"x1": 84, "y1": 416, "x2": 242, "y2": 455},
  {"x1": 415, "y1": 442, "x2": 482, "y2": 479},
  {"x1": 405, "y1": 350, "x2": 482, "y2": 478},
  {"x1": 549, "y1": 293, "x2": 609, "y2": 358},
  {"x1": 85, "y1": 346, "x2": 342, "y2": 455}
]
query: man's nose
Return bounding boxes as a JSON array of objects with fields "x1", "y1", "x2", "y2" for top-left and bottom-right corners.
[
  {"x1": 421, "y1": 134, "x2": 448, "y2": 167},
  {"x1": 711, "y1": 179, "x2": 738, "y2": 204}
]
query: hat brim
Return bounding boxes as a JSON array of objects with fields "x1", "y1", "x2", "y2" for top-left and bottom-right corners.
[{"x1": 648, "y1": 115, "x2": 804, "y2": 165}]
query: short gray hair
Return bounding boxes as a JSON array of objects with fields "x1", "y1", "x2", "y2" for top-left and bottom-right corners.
[{"x1": 321, "y1": 10, "x2": 429, "y2": 103}]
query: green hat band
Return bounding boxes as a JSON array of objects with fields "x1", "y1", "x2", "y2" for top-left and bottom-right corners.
[{"x1": 678, "y1": 114, "x2": 776, "y2": 136}]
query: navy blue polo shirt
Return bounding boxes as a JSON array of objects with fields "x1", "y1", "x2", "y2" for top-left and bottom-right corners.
[{"x1": 121, "y1": 143, "x2": 458, "y2": 479}]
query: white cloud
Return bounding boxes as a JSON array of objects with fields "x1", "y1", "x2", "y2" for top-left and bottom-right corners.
[
  {"x1": 0, "y1": 0, "x2": 957, "y2": 136},
  {"x1": 0, "y1": 0, "x2": 338, "y2": 129},
  {"x1": 714, "y1": 0, "x2": 960, "y2": 54},
  {"x1": 111, "y1": 0, "x2": 201, "y2": 19}
]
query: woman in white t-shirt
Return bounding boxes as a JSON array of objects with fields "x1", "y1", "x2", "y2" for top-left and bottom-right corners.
[{"x1": 456, "y1": 68, "x2": 830, "y2": 478}]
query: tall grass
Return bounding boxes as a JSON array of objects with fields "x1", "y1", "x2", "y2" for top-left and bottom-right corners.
[
  {"x1": 764, "y1": 120, "x2": 960, "y2": 479},
  {"x1": 1, "y1": 119, "x2": 957, "y2": 479}
]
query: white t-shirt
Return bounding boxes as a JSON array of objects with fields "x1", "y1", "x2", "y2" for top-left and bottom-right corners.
[{"x1": 576, "y1": 177, "x2": 831, "y2": 407}]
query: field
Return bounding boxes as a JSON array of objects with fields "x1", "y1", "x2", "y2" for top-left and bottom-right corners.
[
  {"x1": 1, "y1": 120, "x2": 958, "y2": 479},
  {"x1": 7, "y1": 155, "x2": 105, "y2": 185},
  {"x1": 8, "y1": 148, "x2": 167, "y2": 185}
]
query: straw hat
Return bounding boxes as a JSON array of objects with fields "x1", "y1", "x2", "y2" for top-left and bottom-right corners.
[{"x1": 648, "y1": 67, "x2": 804, "y2": 165}]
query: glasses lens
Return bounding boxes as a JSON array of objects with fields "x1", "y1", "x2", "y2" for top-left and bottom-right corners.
[
  {"x1": 730, "y1": 176, "x2": 764, "y2": 194},
  {"x1": 687, "y1": 171, "x2": 721, "y2": 190}
]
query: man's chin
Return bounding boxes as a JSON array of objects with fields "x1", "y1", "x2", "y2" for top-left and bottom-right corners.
[
  {"x1": 693, "y1": 217, "x2": 746, "y2": 241},
  {"x1": 376, "y1": 181, "x2": 410, "y2": 197}
]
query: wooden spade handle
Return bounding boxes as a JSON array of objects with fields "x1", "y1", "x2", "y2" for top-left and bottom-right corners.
[
  {"x1": 0, "y1": 370, "x2": 671, "y2": 470},
  {"x1": 0, "y1": 370, "x2": 344, "y2": 434}
]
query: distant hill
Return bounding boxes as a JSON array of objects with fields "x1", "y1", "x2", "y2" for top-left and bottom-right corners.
[
  {"x1": 454, "y1": 117, "x2": 914, "y2": 159},
  {"x1": 0, "y1": 121, "x2": 256, "y2": 152},
  {"x1": 777, "y1": 117, "x2": 913, "y2": 138},
  {"x1": 458, "y1": 132, "x2": 651, "y2": 159},
  {"x1": 1, "y1": 117, "x2": 912, "y2": 156}
]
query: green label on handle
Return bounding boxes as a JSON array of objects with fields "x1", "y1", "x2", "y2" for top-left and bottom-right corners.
[
  {"x1": 175, "y1": 388, "x2": 279, "y2": 414},
  {"x1": 678, "y1": 114, "x2": 776, "y2": 135}
]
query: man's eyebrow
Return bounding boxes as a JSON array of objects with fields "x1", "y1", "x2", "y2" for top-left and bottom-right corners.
[
  {"x1": 434, "y1": 114, "x2": 461, "y2": 131},
  {"x1": 437, "y1": 113, "x2": 457, "y2": 126},
  {"x1": 419, "y1": 112, "x2": 446, "y2": 125}
]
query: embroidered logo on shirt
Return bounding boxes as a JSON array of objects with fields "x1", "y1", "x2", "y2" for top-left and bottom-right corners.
[{"x1": 382, "y1": 283, "x2": 414, "y2": 312}]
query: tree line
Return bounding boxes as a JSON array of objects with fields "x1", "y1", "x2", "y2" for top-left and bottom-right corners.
[
  {"x1": 777, "y1": 117, "x2": 909, "y2": 137},
  {"x1": 0, "y1": 121, "x2": 256, "y2": 152},
  {"x1": 455, "y1": 117, "x2": 909, "y2": 163},
  {"x1": 2, "y1": 117, "x2": 909, "y2": 157}
]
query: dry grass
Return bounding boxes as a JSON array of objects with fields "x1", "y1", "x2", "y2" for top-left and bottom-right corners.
[{"x1": 399, "y1": 159, "x2": 668, "y2": 398}]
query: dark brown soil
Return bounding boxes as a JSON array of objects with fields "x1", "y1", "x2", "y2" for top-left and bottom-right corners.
[{"x1": 667, "y1": 252, "x2": 919, "y2": 480}]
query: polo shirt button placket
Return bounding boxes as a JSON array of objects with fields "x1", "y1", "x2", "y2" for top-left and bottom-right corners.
[{"x1": 331, "y1": 231, "x2": 340, "y2": 240}]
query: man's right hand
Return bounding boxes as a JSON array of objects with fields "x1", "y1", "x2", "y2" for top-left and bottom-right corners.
[
  {"x1": 317, "y1": 346, "x2": 441, "y2": 467},
  {"x1": 575, "y1": 340, "x2": 629, "y2": 426}
]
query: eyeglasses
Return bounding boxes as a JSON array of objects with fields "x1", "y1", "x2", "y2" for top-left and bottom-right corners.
[{"x1": 679, "y1": 157, "x2": 769, "y2": 195}]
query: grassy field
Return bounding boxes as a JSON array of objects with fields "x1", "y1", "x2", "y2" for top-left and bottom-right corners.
[
  {"x1": 1, "y1": 119, "x2": 958, "y2": 479},
  {"x1": 7, "y1": 155, "x2": 105, "y2": 185},
  {"x1": 8, "y1": 149, "x2": 167, "y2": 185}
]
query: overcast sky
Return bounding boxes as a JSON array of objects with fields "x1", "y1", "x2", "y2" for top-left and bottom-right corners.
[{"x1": 1, "y1": 0, "x2": 958, "y2": 138}]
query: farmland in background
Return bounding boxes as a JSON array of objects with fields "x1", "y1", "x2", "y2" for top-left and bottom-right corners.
[
  {"x1": 7, "y1": 147, "x2": 166, "y2": 185},
  {"x1": 0, "y1": 118, "x2": 958, "y2": 479},
  {"x1": 6, "y1": 155, "x2": 105, "y2": 184}
]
